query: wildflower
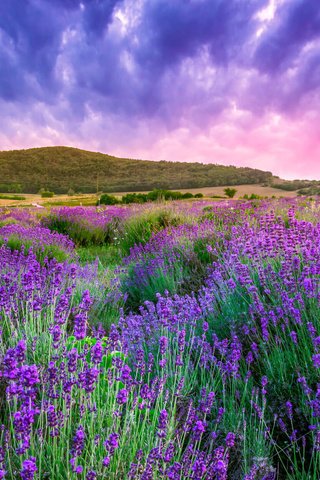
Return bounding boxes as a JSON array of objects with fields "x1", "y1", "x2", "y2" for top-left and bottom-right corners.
[
  {"x1": 286, "y1": 401, "x2": 293, "y2": 419},
  {"x1": 226, "y1": 432, "x2": 236, "y2": 448},
  {"x1": 91, "y1": 341, "x2": 103, "y2": 364},
  {"x1": 86, "y1": 470, "x2": 97, "y2": 480},
  {"x1": 193, "y1": 420, "x2": 206, "y2": 441},
  {"x1": 192, "y1": 459, "x2": 207, "y2": 478},
  {"x1": 117, "y1": 388, "x2": 129, "y2": 405},
  {"x1": 312, "y1": 354, "x2": 320, "y2": 369},
  {"x1": 290, "y1": 331, "x2": 298, "y2": 345},
  {"x1": 71, "y1": 426, "x2": 85, "y2": 457},
  {"x1": 104, "y1": 433, "x2": 119, "y2": 455},
  {"x1": 159, "y1": 336, "x2": 168, "y2": 355},
  {"x1": 20, "y1": 457, "x2": 37, "y2": 480},
  {"x1": 157, "y1": 409, "x2": 168, "y2": 438},
  {"x1": 261, "y1": 376, "x2": 268, "y2": 395},
  {"x1": 79, "y1": 367, "x2": 99, "y2": 393}
]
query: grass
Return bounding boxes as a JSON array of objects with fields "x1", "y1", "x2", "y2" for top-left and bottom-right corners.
[
  {"x1": 0, "y1": 235, "x2": 71, "y2": 263},
  {"x1": 77, "y1": 245, "x2": 121, "y2": 267},
  {"x1": 0, "y1": 194, "x2": 26, "y2": 200}
]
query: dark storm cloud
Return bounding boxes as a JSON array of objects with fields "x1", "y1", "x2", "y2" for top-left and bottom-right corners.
[
  {"x1": 0, "y1": 0, "x2": 123, "y2": 102},
  {"x1": 0, "y1": 0, "x2": 66, "y2": 101},
  {"x1": 0, "y1": 0, "x2": 320, "y2": 124},
  {"x1": 254, "y1": 0, "x2": 320, "y2": 73},
  {"x1": 136, "y1": 0, "x2": 267, "y2": 68},
  {"x1": 82, "y1": 0, "x2": 125, "y2": 37}
]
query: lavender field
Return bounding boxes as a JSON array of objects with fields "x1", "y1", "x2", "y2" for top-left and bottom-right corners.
[{"x1": 0, "y1": 198, "x2": 319, "y2": 479}]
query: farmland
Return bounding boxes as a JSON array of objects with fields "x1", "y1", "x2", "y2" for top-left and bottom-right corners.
[
  {"x1": 0, "y1": 184, "x2": 299, "y2": 208},
  {"x1": 0, "y1": 198, "x2": 319, "y2": 479}
]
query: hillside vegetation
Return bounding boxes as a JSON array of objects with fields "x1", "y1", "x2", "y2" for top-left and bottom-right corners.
[{"x1": 0, "y1": 146, "x2": 274, "y2": 193}]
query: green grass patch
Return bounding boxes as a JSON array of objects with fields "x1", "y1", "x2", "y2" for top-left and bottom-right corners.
[{"x1": 0, "y1": 194, "x2": 26, "y2": 200}]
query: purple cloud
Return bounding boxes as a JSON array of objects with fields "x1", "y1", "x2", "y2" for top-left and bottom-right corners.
[
  {"x1": 0, "y1": 0, "x2": 320, "y2": 179},
  {"x1": 254, "y1": 0, "x2": 320, "y2": 73}
]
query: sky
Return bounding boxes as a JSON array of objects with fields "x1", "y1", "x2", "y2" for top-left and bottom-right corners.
[{"x1": 0, "y1": 0, "x2": 320, "y2": 180}]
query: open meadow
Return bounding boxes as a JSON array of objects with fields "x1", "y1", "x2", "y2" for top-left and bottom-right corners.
[{"x1": 0, "y1": 197, "x2": 319, "y2": 479}]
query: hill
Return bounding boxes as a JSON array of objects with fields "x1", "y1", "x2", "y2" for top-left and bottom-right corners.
[{"x1": 0, "y1": 146, "x2": 274, "y2": 194}]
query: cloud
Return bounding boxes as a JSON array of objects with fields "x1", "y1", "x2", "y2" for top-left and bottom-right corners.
[
  {"x1": 0, "y1": 0, "x2": 320, "y2": 179},
  {"x1": 254, "y1": 0, "x2": 320, "y2": 73}
]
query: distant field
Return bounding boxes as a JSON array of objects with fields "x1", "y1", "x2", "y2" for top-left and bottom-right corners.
[
  {"x1": 112, "y1": 184, "x2": 299, "y2": 198},
  {"x1": 0, "y1": 184, "x2": 298, "y2": 207}
]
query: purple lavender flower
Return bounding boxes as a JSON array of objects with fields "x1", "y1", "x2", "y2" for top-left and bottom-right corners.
[
  {"x1": 91, "y1": 341, "x2": 103, "y2": 364},
  {"x1": 104, "y1": 433, "x2": 119, "y2": 455},
  {"x1": 79, "y1": 367, "x2": 99, "y2": 393},
  {"x1": 286, "y1": 401, "x2": 293, "y2": 419},
  {"x1": 225, "y1": 432, "x2": 236, "y2": 448},
  {"x1": 193, "y1": 420, "x2": 206, "y2": 441},
  {"x1": 117, "y1": 388, "x2": 129, "y2": 405},
  {"x1": 86, "y1": 470, "x2": 97, "y2": 480},
  {"x1": 159, "y1": 336, "x2": 168, "y2": 355},
  {"x1": 20, "y1": 457, "x2": 37, "y2": 480},
  {"x1": 312, "y1": 354, "x2": 320, "y2": 369},
  {"x1": 157, "y1": 409, "x2": 168, "y2": 438},
  {"x1": 71, "y1": 425, "x2": 85, "y2": 457}
]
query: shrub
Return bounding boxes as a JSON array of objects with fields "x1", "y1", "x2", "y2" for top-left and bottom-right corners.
[
  {"x1": 41, "y1": 191, "x2": 54, "y2": 198},
  {"x1": 146, "y1": 189, "x2": 167, "y2": 201},
  {"x1": 122, "y1": 193, "x2": 148, "y2": 204},
  {"x1": 224, "y1": 187, "x2": 237, "y2": 198},
  {"x1": 118, "y1": 209, "x2": 187, "y2": 256},
  {"x1": 182, "y1": 192, "x2": 194, "y2": 199},
  {"x1": 194, "y1": 193, "x2": 204, "y2": 198},
  {"x1": 0, "y1": 224, "x2": 74, "y2": 263},
  {"x1": 242, "y1": 193, "x2": 262, "y2": 200},
  {"x1": 98, "y1": 193, "x2": 119, "y2": 205}
]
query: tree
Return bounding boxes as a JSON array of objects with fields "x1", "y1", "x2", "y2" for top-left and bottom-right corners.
[{"x1": 224, "y1": 187, "x2": 237, "y2": 198}]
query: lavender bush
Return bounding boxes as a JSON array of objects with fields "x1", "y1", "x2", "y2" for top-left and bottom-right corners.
[{"x1": 0, "y1": 199, "x2": 319, "y2": 479}]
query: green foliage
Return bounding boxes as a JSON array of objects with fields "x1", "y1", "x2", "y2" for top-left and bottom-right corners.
[
  {"x1": 0, "y1": 146, "x2": 274, "y2": 193},
  {"x1": 77, "y1": 245, "x2": 121, "y2": 267},
  {"x1": 121, "y1": 234, "x2": 218, "y2": 311},
  {"x1": 297, "y1": 186, "x2": 320, "y2": 196},
  {"x1": 106, "y1": 189, "x2": 205, "y2": 205},
  {"x1": 224, "y1": 187, "x2": 237, "y2": 198},
  {"x1": 0, "y1": 194, "x2": 26, "y2": 200},
  {"x1": 118, "y1": 209, "x2": 187, "y2": 256},
  {"x1": 121, "y1": 193, "x2": 148, "y2": 204},
  {"x1": 0, "y1": 183, "x2": 22, "y2": 193},
  {"x1": 122, "y1": 190, "x2": 203, "y2": 204},
  {"x1": 44, "y1": 215, "x2": 115, "y2": 247},
  {"x1": 0, "y1": 235, "x2": 70, "y2": 264},
  {"x1": 242, "y1": 193, "x2": 263, "y2": 200},
  {"x1": 273, "y1": 180, "x2": 320, "y2": 192},
  {"x1": 41, "y1": 190, "x2": 54, "y2": 198},
  {"x1": 122, "y1": 263, "x2": 183, "y2": 310},
  {"x1": 67, "y1": 188, "x2": 75, "y2": 196},
  {"x1": 98, "y1": 193, "x2": 119, "y2": 205}
]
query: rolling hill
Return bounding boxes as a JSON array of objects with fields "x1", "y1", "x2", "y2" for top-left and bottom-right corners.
[{"x1": 0, "y1": 146, "x2": 275, "y2": 194}]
